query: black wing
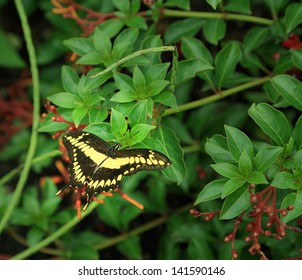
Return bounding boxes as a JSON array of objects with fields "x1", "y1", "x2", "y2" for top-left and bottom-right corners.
[
  {"x1": 62, "y1": 131, "x2": 171, "y2": 206},
  {"x1": 114, "y1": 148, "x2": 171, "y2": 176}
]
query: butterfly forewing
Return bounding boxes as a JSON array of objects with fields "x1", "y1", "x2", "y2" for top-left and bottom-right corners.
[{"x1": 61, "y1": 131, "x2": 171, "y2": 206}]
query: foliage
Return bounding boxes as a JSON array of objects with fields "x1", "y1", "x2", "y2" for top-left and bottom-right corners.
[{"x1": 0, "y1": 0, "x2": 302, "y2": 260}]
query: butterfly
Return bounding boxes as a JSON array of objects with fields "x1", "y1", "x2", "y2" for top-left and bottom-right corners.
[{"x1": 57, "y1": 131, "x2": 171, "y2": 211}]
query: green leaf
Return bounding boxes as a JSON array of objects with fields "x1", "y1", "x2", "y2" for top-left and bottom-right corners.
[
  {"x1": 112, "y1": 28, "x2": 139, "y2": 60},
  {"x1": 292, "y1": 49, "x2": 302, "y2": 70},
  {"x1": 282, "y1": 189, "x2": 302, "y2": 223},
  {"x1": 130, "y1": 0, "x2": 140, "y2": 14},
  {"x1": 93, "y1": 28, "x2": 112, "y2": 60},
  {"x1": 128, "y1": 100, "x2": 148, "y2": 126},
  {"x1": 220, "y1": 186, "x2": 250, "y2": 220},
  {"x1": 133, "y1": 66, "x2": 147, "y2": 93},
  {"x1": 194, "y1": 179, "x2": 226, "y2": 204},
  {"x1": 225, "y1": 125, "x2": 254, "y2": 161},
  {"x1": 148, "y1": 177, "x2": 168, "y2": 212},
  {"x1": 130, "y1": 124, "x2": 156, "y2": 145},
  {"x1": 84, "y1": 123, "x2": 114, "y2": 141},
  {"x1": 120, "y1": 206, "x2": 141, "y2": 229},
  {"x1": 273, "y1": 52, "x2": 294, "y2": 74},
  {"x1": 77, "y1": 76, "x2": 87, "y2": 100},
  {"x1": 271, "y1": 171, "x2": 298, "y2": 189},
  {"x1": 243, "y1": 27, "x2": 270, "y2": 54},
  {"x1": 215, "y1": 41, "x2": 242, "y2": 89},
  {"x1": 281, "y1": 193, "x2": 296, "y2": 222},
  {"x1": 222, "y1": 177, "x2": 246, "y2": 198},
  {"x1": 145, "y1": 63, "x2": 170, "y2": 83},
  {"x1": 205, "y1": 134, "x2": 234, "y2": 163},
  {"x1": 97, "y1": 18, "x2": 124, "y2": 38},
  {"x1": 77, "y1": 51, "x2": 103, "y2": 65},
  {"x1": 69, "y1": 244, "x2": 99, "y2": 260},
  {"x1": 177, "y1": 58, "x2": 213, "y2": 85},
  {"x1": 42, "y1": 178, "x2": 59, "y2": 200},
  {"x1": 164, "y1": 18, "x2": 204, "y2": 44},
  {"x1": 27, "y1": 227, "x2": 44, "y2": 247},
  {"x1": 85, "y1": 93, "x2": 104, "y2": 107},
  {"x1": 294, "y1": 149, "x2": 302, "y2": 172},
  {"x1": 41, "y1": 197, "x2": 61, "y2": 216},
  {"x1": 271, "y1": 74, "x2": 302, "y2": 111},
  {"x1": 117, "y1": 236, "x2": 142, "y2": 259},
  {"x1": 85, "y1": 67, "x2": 112, "y2": 91},
  {"x1": 147, "y1": 80, "x2": 170, "y2": 97},
  {"x1": 63, "y1": 37, "x2": 94, "y2": 56},
  {"x1": 238, "y1": 150, "x2": 252, "y2": 176},
  {"x1": 47, "y1": 92, "x2": 82, "y2": 108},
  {"x1": 23, "y1": 190, "x2": 40, "y2": 216},
  {"x1": 0, "y1": 30, "x2": 26, "y2": 68},
  {"x1": 38, "y1": 113, "x2": 68, "y2": 132},
  {"x1": 141, "y1": 35, "x2": 163, "y2": 65},
  {"x1": 141, "y1": 127, "x2": 185, "y2": 184},
  {"x1": 293, "y1": 116, "x2": 302, "y2": 149},
  {"x1": 114, "y1": 72, "x2": 134, "y2": 91},
  {"x1": 113, "y1": 0, "x2": 130, "y2": 13},
  {"x1": 264, "y1": 0, "x2": 288, "y2": 15},
  {"x1": 203, "y1": 19, "x2": 226, "y2": 45},
  {"x1": 88, "y1": 108, "x2": 108, "y2": 124},
  {"x1": 110, "y1": 108, "x2": 127, "y2": 136},
  {"x1": 11, "y1": 210, "x2": 33, "y2": 226},
  {"x1": 72, "y1": 106, "x2": 88, "y2": 128},
  {"x1": 126, "y1": 15, "x2": 147, "y2": 29},
  {"x1": 110, "y1": 89, "x2": 137, "y2": 103},
  {"x1": 285, "y1": 3, "x2": 302, "y2": 33},
  {"x1": 211, "y1": 163, "x2": 240, "y2": 178},
  {"x1": 165, "y1": 0, "x2": 190, "y2": 10},
  {"x1": 188, "y1": 238, "x2": 214, "y2": 259},
  {"x1": 247, "y1": 171, "x2": 268, "y2": 184},
  {"x1": 240, "y1": 53, "x2": 266, "y2": 73},
  {"x1": 61, "y1": 65, "x2": 79, "y2": 94},
  {"x1": 153, "y1": 91, "x2": 178, "y2": 110},
  {"x1": 225, "y1": 0, "x2": 251, "y2": 14},
  {"x1": 206, "y1": 0, "x2": 222, "y2": 9},
  {"x1": 182, "y1": 36, "x2": 213, "y2": 64},
  {"x1": 248, "y1": 103, "x2": 291, "y2": 146},
  {"x1": 254, "y1": 145, "x2": 283, "y2": 172},
  {"x1": 96, "y1": 195, "x2": 123, "y2": 229}
]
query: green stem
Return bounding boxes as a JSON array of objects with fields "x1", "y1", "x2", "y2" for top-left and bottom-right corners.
[
  {"x1": 163, "y1": 76, "x2": 272, "y2": 117},
  {"x1": 11, "y1": 201, "x2": 191, "y2": 259},
  {"x1": 94, "y1": 203, "x2": 191, "y2": 251},
  {"x1": 0, "y1": 150, "x2": 62, "y2": 187},
  {"x1": 163, "y1": 9, "x2": 273, "y2": 25},
  {"x1": 90, "y1": 46, "x2": 176, "y2": 78},
  {"x1": 10, "y1": 194, "x2": 102, "y2": 260},
  {"x1": 0, "y1": 0, "x2": 40, "y2": 234}
]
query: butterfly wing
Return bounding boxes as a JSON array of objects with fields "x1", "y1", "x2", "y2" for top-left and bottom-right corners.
[
  {"x1": 62, "y1": 131, "x2": 171, "y2": 207},
  {"x1": 114, "y1": 148, "x2": 171, "y2": 176},
  {"x1": 62, "y1": 132, "x2": 126, "y2": 197}
]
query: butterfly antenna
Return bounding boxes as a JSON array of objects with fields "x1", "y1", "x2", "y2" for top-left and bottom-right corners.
[{"x1": 116, "y1": 189, "x2": 144, "y2": 210}]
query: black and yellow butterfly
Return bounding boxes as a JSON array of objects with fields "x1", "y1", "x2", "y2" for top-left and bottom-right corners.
[{"x1": 58, "y1": 131, "x2": 171, "y2": 210}]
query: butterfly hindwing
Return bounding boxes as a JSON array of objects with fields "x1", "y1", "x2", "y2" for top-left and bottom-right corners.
[
  {"x1": 62, "y1": 131, "x2": 171, "y2": 205},
  {"x1": 114, "y1": 148, "x2": 172, "y2": 175}
]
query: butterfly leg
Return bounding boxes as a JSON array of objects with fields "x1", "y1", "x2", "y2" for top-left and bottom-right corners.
[
  {"x1": 100, "y1": 192, "x2": 114, "y2": 197},
  {"x1": 115, "y1": 189, "x2": 144, "y2": 210},
  {"x1": 92, "y1": 196, "x2": 105, "y2": 204},
  {"x1": 74, "y1": 189, "x2": 83, "y2": 219}
]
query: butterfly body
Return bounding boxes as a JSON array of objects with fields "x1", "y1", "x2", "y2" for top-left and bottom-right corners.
[{"x1": 60, "y1": 131, "x2": 171, "y2": 208}]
